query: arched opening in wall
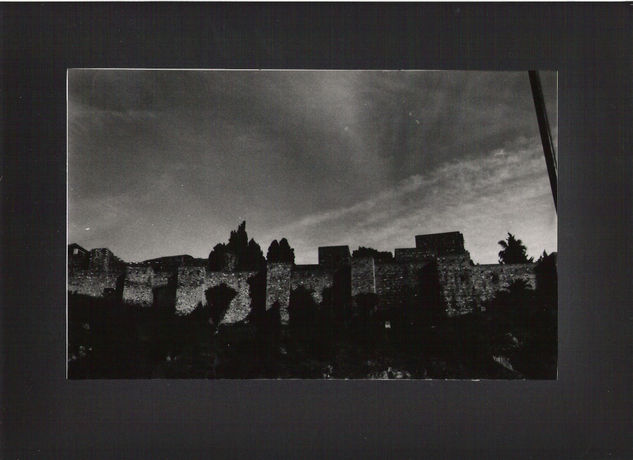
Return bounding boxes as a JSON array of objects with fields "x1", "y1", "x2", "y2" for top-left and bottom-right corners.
[{"x1": 205, "y1": 283, "x2": 237, "y2": 329}]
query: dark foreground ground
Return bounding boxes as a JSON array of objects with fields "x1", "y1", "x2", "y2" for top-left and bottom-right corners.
[{"x1": 68, "y1": 275, "x2": 556, "y2": 379}]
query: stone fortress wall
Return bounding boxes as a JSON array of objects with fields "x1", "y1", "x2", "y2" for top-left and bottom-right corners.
[{"x1": 68, "y1": 231, "x2": 538, "y2": 324}]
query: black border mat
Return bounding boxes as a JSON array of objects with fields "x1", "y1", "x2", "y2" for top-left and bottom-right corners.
[{"x1": 2, "y1": 3, "x2": 631, "y2": 458}]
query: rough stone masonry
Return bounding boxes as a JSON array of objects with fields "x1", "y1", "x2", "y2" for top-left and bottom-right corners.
[{"x1": 68, "y1": 231, "x2": 536, "y2": 325}]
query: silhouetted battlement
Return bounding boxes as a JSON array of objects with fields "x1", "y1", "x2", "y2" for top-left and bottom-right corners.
[
  {"x1": 415, "y1": 231, "x2": 465, "y2": 256},
  {"x1": 68, "y1": 231, "x2": 536, "y2": 322},
  {"x1": 318, "y1": 245, "x2": 351, "y2": 269}
]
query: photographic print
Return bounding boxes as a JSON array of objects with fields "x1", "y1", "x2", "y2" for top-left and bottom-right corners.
[{"x1": 67, "y1": 70, "x2": 557, "y2": 379}]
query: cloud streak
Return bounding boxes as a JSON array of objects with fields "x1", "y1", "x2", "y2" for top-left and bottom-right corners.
[{"x1": 268, "y1": 138, "x2": 556, "y2": 264}]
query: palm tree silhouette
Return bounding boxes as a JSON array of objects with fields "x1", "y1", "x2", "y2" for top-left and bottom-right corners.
[{"x1": 498, "y1": 233, "x2": 534, "y2": 264}]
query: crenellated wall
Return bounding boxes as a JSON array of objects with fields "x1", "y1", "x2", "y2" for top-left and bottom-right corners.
[
  {"x1": 471, "y1": 264, "x2": 536, "y2": 303},
  {"x1": 69, "y1": 231, "x2": 545, "y2": 322},
  {"x1": 436, "y1": 253, "x2": 535, "y2": 316}
]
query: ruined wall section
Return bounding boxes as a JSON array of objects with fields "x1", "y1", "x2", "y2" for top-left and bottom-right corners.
[
  {"x1": 471, "y1": 264, "x2": 536, "y2": 304},
  {"x1": 152, "y1": 270, "x2": 172, "y2": 288},
  {"x1": 122, "y1": 266, "x2": 154, "y2": 307},
  {"x1": 88, "y1": 248, "x2": 125, "y2": 272},
  {"x1": 266, "y1": 262, "x2": 292, "y2": 325},
  {"x1": 351, "y1": 257, "x2": 376, "y2": 296},
  {"x1": 290, "y1": 265, "x2": 334, "y2": 304},
  {"x1": 205, "y1": 271, "x2": 257, "y2": 324},
  {"x1": 69, "y1": 246, "x2": 128, "y2": 299},
  {"x1": 68, "y1": 244, "x2": 90, "y2": 272},
  {"x1": 69, "y1": 233, "x2": 538, "y2": 321},
  {"x1": 436, "y1": 253, "x2": 536, "y2": 316},
  {"x1": 436, "y1": 253, "x2": 475, "y2": 316},
  {"x1": 175, "y1": 266, "x2": 206, "y2": 315},
  {"x1": 68, "y1": 269, "x2": 123, "y2": 298}
]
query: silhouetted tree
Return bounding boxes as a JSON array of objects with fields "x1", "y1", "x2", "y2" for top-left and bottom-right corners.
[
  {"x1": 208, "y1": 221, "x2": 265, "y2": 271},
  {"x1": 278, "y1": 238, "x2": 295, "y2": 264},
  {"x1": 352, "y1": 246, "x2": 394, "y2": 263},
  {"x1": 266, "y1": 240, "x2": 280, "y2": 262},
  {"x1": 228, "y1": 221, "x2": 249, "y2": 256},
  {"x1": 268, "y1": 238, "x2": 295, "y2": 263},
  {"x1": 498, "y1": 233, "x2": 534, "y2": 264},
  {"x1": 241, "y1": 238, "x2": 266, "y2": 271},
  {"x1": 208, "y1": 243, "x2": 227, "y2": 270}
]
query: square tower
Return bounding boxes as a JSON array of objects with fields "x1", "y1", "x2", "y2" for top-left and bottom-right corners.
[
  {"x1": 415, "y1": 231, "x2": 466, "y2": 256},
  {"x1": 318, "y1": 245, "x2": 351, "y2": 269}
]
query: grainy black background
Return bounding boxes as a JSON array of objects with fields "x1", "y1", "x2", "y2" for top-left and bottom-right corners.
[{"x1": 2, "y1": 3, "x2": 631, "y2": 458}]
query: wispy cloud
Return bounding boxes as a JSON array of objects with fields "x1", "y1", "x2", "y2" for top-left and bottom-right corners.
[
  {"x1": 68, "y1": 70, "x2": 557, "y2": 263},
  {"x1": 268, "y1": 138, "x2": 556, "y2": 264}
]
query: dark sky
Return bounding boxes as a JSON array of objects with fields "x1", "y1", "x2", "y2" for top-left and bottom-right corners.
[{"x1": 68, "y1": 70, "x2": 557, "y2": 264}]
